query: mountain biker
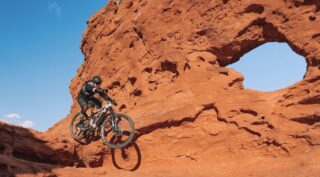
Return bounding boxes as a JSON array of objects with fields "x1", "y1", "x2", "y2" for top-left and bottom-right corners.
[{"x1": 77, "y1": 76, "x2": 117, "y2": 120}]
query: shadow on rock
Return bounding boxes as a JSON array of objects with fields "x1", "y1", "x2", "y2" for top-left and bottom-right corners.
[{"x1": 111, "y1": 141, "x2": 141, "y2": 171}]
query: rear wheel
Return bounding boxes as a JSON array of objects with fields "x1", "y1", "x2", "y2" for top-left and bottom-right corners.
[
  {"x1": 101, "y1": 113, "x2": 135, "y2": 149},
  {"x1": 70, "y1": 112, "x2": 89, "y2": 142}
]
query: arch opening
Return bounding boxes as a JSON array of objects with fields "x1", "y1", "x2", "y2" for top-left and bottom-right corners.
[{"x1": 227, "y1": 42, "x2": 307, "y2": 91}]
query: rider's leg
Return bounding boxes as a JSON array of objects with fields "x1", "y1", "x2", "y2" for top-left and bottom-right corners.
[
  {"x1": 89, "y1": 97, "x2": 102, "y2": 109},
  {"x1": 78, "y1": 96, "x2": 89, "y2": 119},
  {"x1": 87, "y1": 99, "x2": 101, "y2": 128},
  {"x1": 80, "y1": 104, "x2": 89, "y2": 119}
]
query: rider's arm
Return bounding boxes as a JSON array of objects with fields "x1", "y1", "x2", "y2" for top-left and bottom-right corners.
[
  {"x1": 97, "y1": 89, "x2": 118, "y2": 105},
  {"x1": 97, "y1": 88, "x2": 110, "y2": 101},
  {"x1": 84, "y1": 82, "x2": 105, "y2": 96}
]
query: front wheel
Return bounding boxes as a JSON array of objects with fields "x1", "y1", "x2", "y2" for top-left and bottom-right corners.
[{"x1": 101, "y1": 113, "x2": 135, "y2": 149}]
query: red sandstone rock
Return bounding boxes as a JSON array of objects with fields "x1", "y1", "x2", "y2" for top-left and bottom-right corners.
[{"x1": 1, "y1": 0, "x2": 320, "y2": 176}]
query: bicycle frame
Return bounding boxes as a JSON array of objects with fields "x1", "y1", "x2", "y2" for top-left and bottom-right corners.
[{"x1": 93, "y1": 101, "x2": 116, "y2": 128}]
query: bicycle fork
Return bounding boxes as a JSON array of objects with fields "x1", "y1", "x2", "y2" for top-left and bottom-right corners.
[{"x1": 110, "y1": 115, "x2": 122, "y2": 136}]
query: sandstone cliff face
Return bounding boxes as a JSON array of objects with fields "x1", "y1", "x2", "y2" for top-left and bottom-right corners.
[{"x1": 1, "y1": 0, "x2": 320, "y2": 176}]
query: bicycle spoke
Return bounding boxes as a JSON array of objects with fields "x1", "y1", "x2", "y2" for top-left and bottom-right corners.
[
  {"x1": 70, "y1": 113, "x2": 89, "y2": 141},
  {"x1": 101, "y1": 113, "x2": 135, "y2": 149}
]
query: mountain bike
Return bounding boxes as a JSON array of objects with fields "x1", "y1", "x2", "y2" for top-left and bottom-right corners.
[{"x1": 70, "y1": 101, "x2": 135, "y2": 149}]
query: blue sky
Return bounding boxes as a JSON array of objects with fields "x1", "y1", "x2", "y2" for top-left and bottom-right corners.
[
  {"x1": 227, "y1": 43, "x2": 306, "y2": 91},
  {"x1": 0, "y1": 1, "x2": 107, "y2": 131},
  {"x1": 0, "y1": 1, "x2": 307, "y2": 132}
]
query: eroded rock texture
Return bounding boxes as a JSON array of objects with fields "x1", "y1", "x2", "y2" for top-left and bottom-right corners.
[{"x1": 1, "y1": 0, "x2": 320, "y2": 176}]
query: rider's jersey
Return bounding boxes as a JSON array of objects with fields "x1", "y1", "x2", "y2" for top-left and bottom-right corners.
[{"x1": 78, "y1": 81, "x2": 109, "y2": 101}]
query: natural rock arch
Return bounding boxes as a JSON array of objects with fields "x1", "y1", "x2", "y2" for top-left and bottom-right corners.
[{"x1": 209, "y1": 19, "x2": 307, "y2": 67}]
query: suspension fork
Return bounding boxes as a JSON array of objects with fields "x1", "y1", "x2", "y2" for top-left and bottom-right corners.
[
  {"x1": 108, "y1": 108, "x2": 120, "y2": 131},
  {"x1": 109, "y1": 111, "x2": 116, "y2": 127}
]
